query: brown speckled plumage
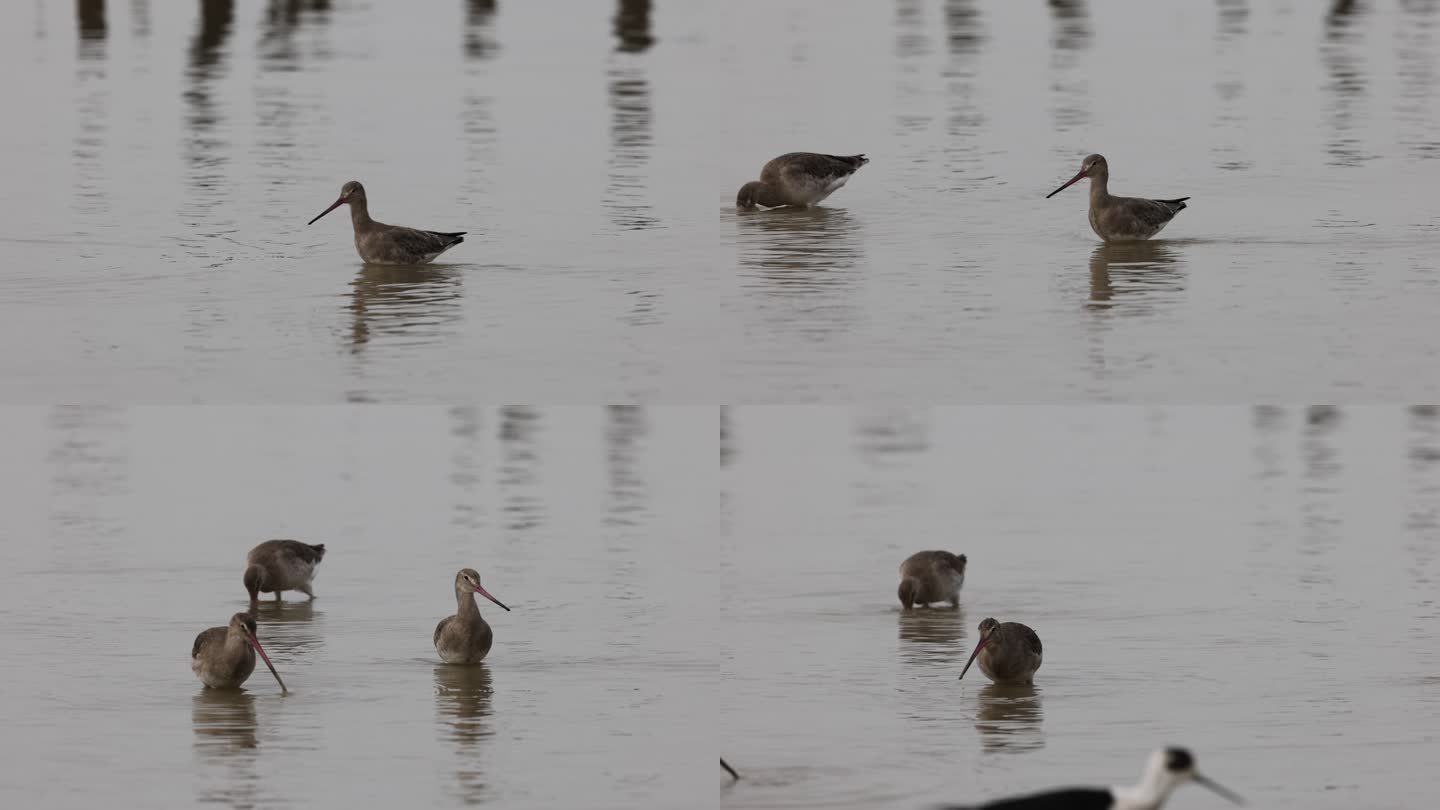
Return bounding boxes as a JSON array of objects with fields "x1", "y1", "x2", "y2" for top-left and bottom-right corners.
[
  {"x1": 191, "y1": 613, "x2": 262, "y2": 689},
  {"x1": 736, "y1": 152, "x2": 869, "y2": 209},
  {"x1": 434, "y1": 568, "x2": 511, "y2": 664},
  {"x1": 308, "y1": 180, "x2": 466, "y2": 264},
  {"x1": 1047, "y1": 154, "x2": 1188, "y2": 242},
  {"x1": 897, "y1": 550, "x2": 967, "y2": 609},
  {"x1": 959, "y1": 617, "x2": 1043, "y2": 685}
]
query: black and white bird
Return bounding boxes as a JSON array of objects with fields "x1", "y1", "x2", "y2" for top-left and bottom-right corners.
[{"x1": 935, "y1": 747, "x2": 1243, "y2": 810}]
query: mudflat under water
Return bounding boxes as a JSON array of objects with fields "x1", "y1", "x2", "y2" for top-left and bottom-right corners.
[
  {"x1": 721, "y1": 406, "x2": 1440, "y2": 809},
  {"x1": 0, "y1": 406, "x2": 714, "y2": 809},
  {"x1": 1, "y1": 1, "x2": 1437, "y2": 401}
]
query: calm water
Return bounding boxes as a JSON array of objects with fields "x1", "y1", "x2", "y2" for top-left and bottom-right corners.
[
  {"x1": 2, "y1": 1, "x2": 1438, "y2": 402},
  {"x1": 721, "y1": 406, "x2": 1440, "y2": 809},
  {"x1": 0, "y1": 406, "x2": 714, "y2": 809}
]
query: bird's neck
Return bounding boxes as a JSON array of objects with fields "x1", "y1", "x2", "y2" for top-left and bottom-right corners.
[
  {"x1": 455, "y1": 590, "x2": 481, "y2": 619},
  {"x1": 1089, "y1": 173, "x2": 1110, "y2": 204},
  {"x1": 743, "y1": 182, "x2": 787, "y2": 209},
  {"x1": 1111, "y1": 766, "x2": 1176, "y2": 810},
  {"x1": 225, "y1": 628, "x2": 252, "y2": 654},
  {"x1": 350, "y1": 200, "x2": 374, "y2": 229}
]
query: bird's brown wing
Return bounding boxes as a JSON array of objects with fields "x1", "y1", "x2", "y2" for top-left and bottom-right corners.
[
  {"x1": 250, "y1": 538, "x2": 324, "y2": 564},
  {"x1": 900, "y1": 550, "x2": 965, "y2": 577},
  {"x1": 192, "y1": 626, "x2": 226, "y2": 660},
  {"x1": 278, "y1": 540, "x2": 326, "y2": 564},
  {"x1": 390, "y1": 227, "x2": 465, "y2": 259},
  {"x1": 761, "y1": 152, "x2": 867, "y2": 185},
  {"x1": 1016, "y1": 624, "x2": 1043, "y2": 657},
  {"x1": 433, "y1": 615, "x2": 454, "y2": 648},
  {"x1": 1129, "y1": 196, "x2": 1187, "y2": 228}
]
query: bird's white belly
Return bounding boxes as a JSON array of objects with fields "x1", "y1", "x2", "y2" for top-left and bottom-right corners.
[
  {"x1": 939, "y1": 570, "x2": 964, "y2": 599},
  {"x1": 808, "y1": 175, "x2": 849, "y2": 203}
]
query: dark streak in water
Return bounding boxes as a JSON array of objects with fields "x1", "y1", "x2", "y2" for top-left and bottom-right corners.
[
  {"x1": 943, "y1": 1, "x2": 986, "y2": 186},
  {"x1": 1216, "y1": 0, "x2": 1249, "y2": 40},
  {"x1": 130, "y1": 0, "x2": 150, "y2": 38},
  {"x1": 434, "y1": 663, "x2": 495, "y2": 804},
  {"x1": 605, "y1": 2, "x2": 658, "y2": 231},
  {"x1": 465, "y1": 0, "x2": 498, "y2": 60},
  {"x1": 605, "y1": 405, "x2": 649, "y2": 529},
  {"x1": 1321, "y1": 0, "x2": 1374, "y2": 166},
  {"x1": 449, "y1": 406, "x2": 485, "y2": 533},
  {"x1": 614, "y1": 0, "x2": 654, "y2": 53},
  {"x1": 348, "y1": 264, "x2": 465, "y2": 353},
  {"x1": 500, "y1": 407, "x2": 545, "y2": 533},
  {"x1": 1048, "y1": 0, "x2": 1090, "y2": 51},
  {"x1": 1048, "y1": 0, "x2": 1091, "y2": 134},
  {"x1": 192, "y1": 691, "x2": 260, "y2": 807},
  {"x1": 77, "y1": 0, "x2": 106, "y2": 44},
  {"x1": 1086, "y1": 241, "x2": 1187, "y2": 317}
]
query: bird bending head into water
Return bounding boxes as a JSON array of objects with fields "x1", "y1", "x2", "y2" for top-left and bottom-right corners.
[
  {"x1": 897, "y1": 550, "x2": 967, "y2": 610},
  {"x1": 243, "y1": 539, "x2": 326, "y2": 611},
  {"x1": 736, "y1": 153, "x2": 869, "y2": 209}
]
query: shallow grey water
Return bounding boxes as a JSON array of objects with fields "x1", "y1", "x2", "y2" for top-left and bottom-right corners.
[
  {"x1": 721, "y1": 406, "x2": 1440, "y2": 809},
  {"x1": 2, "y1": 1, "x2": 1439, "y2": 402},
  {"x1": 714, "y1": 0, "x2": 1440, "y2": 402},
  {"x1": 0, "y1": 406, "x2": 714, "y2": 809},
  {"x1": 0, "y1": 1, "x2": 722, "y2": 402}
]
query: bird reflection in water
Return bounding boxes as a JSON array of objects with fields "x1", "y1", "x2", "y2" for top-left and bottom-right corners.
[
  {"x1": 974, "y1": 683, "x2": 1044, "y2": 753},
  {"x1": 898, "y1": 607, "x2": 966, "y2": 666},
  {"x1": 1087, "y1": 240, "x2": 1185, "y2": 313},
  {"x1": 349, "y1": 264, "x2": 464, "y2": 351},
  {"x1": 76, "y1": 0, "x2": 107, "y2": 43},
  {"x1": 248, "y1": 600, "x2": 323, "y2": 661},
  {"x1": 435, "y1": 663, "x2": 495, "y2": 804},
  {"x1": 736, "y1": 207, "x2": 864, "y2": 292},
  {"x1": 465, "y1": 0, "x2": 498, "y2": 60},
  {"x1": 192, "y1": 690, "x2": 260, "y2": 806}
]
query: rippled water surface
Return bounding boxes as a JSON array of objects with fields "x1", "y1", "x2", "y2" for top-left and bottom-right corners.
[
  {"x1": 0, "y1": 406, "x2": 713, "y2": 809},
  {"x1": 2, "y1": 2, "x2": 1438, "y2": 401},
  {"x1": 721, "y1": 406, "x2": 1440, "y2": 809}
]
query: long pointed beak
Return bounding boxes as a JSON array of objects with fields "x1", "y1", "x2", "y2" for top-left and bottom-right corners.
[
  {"x1": 1193, "y1": 773, "x2": 1244, "y2": 805},
  {"x1": 958, "y1": 638, "x2": 987, "y2": 680},
  {"x1": 307, "y1": 197, "x2": 346, "y2": 225},
  {"x1": 1046, "y1": 170, "x2": 1088, "y2": 199},
  {"x1": 721, "y1": 758, "x2": 740, "y2": 780},
  {"x1": 474, "y1": 585, "x2": 511, "y2": 612},
  {"x1": 246, "y1": 635, "x2": 289, "y2": 693}
]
